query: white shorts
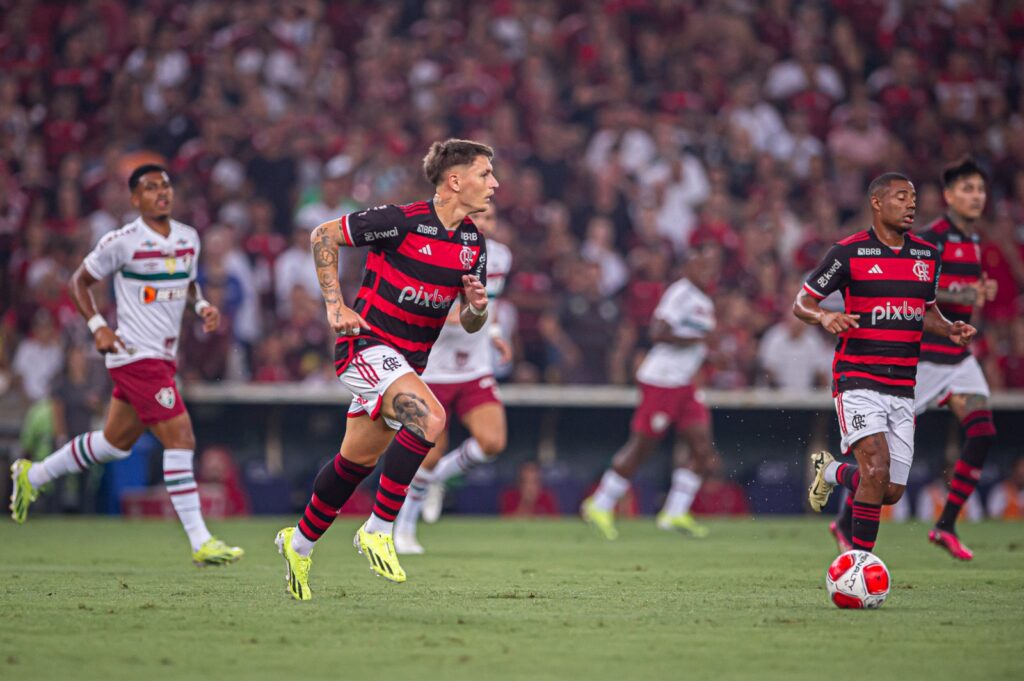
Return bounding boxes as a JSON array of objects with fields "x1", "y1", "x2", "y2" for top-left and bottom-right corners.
[
  {"x1": 340, "y1": 344, "x2": 415, "y2": 430},
  {"x1": 835, "y1": 389, "x2": 915, "y2": 486},
  {"x1": 914, "y1": 356, "x2": 990, "y2": 415}
]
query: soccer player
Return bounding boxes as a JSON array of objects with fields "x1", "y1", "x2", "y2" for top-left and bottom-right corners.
[
  {"x1": 580, "y1": 245, "x2": 719, "y2": 540},
  {"x1": 393, "y1": 202, "x2": 513, "y2": 554},
  {"x1": 9, "y1": 165, "x2": 243, "y2": 566},
  {"x1": 275, "y1": 139, "x2": 496, "y2": 599},
  {"x1": 914, "y1": 158, "x2": 997, "y2": 560},
  {"x1": 800, "y1": 173, "x2": 976, "y2": 554}
]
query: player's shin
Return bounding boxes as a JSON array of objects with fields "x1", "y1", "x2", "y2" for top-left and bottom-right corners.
[
  {"x1": 432, "y1": 437, "x2": 490, "y2": 484},
  {"x1": 364, "y1": 428, "x2": 433, "y2": 535},
  {"x1": 396, "y1": 468, "x2": 432, "y2": 533},
  {"x1": 164, "y1": 449, "x2": 212, "y2": 551},
  {"x1": 27, "y1": 431, "x2": 130, "y2": 488},
  {"x1": 292, "y1": 453, "x2": 374, "y2": 556},
  {"x1": 937, "y1": 411, "x2": 995, "y2": 532}
]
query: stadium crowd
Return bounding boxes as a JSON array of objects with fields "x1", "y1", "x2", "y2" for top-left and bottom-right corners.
[{"x1": 2, "y1": 0, "x2": 1024, "y2": 405}]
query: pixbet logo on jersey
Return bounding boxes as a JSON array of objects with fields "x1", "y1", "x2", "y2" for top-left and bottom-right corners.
[
  {"x1": 398, "y1": 285, "x2": 456, "y2": 309},
  {"x1": 870, "y1": 301, "x2": 924, "y2": 325}
]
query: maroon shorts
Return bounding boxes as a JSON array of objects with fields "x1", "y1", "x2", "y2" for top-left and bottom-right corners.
[
  {"x1": 428, "y1": 375, "x2": 503, "y2": 421},
  {"x1": 631, "y1": 382, "x2": 710, "y2": 438},
  {"x1": 109, "y1": 359, "x2": 186, "y2": 425}
]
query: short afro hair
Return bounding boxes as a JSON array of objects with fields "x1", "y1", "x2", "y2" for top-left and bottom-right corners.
[
  {"x1": 867, "y1": 172, "x2": 911, "y2": 200},
  {"x1": 129, "y1": 164, "x2": 169, "y2": 191}
]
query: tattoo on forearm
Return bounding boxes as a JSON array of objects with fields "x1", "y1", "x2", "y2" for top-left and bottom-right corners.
[
  {"x1": 937, "y1": 288, "x2": 977, "y2": 306},
  {"x1": 392, "y1": 392, "x2": 430, "y2": 438},
  {"x1": 311, "y1": 227, "x2": 341, "y2": 303}
]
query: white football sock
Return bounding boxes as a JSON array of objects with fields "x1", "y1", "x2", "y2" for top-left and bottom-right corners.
[
  {"x1": 27, "y1": 431, "x2": 130, "y2": 488},
  {"x1": 433, "y1": 438, "x2": 489, "y2": 484},
  {"x1": 364, "y1": 514, "x2": 393, "y2": 534},
  {"x1": 291, "y1": 529, "x2": 316, "y2": 557},
  {"x1": 163, "y1": 449, "x2": 212, "y2": 551},
  {"x1": 591, "y1": 469, "x2": 630, "y2": 511},
  {"x1": 662, "y1": 468, "x2": 702, "y2": 517},
  {"x1": 396, "y1": 469, "x2": 433, "y2": 533},
  {"x1": 823, "y1": 461, "x2": 841, "y2": 485}
]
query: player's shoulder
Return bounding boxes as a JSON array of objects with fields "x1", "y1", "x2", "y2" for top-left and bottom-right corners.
[
  {"x1": 835, "y1": 230, "x2": 872, "y2": 248},
  {"x1": 916, "y1": 216, "x2": 950, "y2": 245},
  {"x1": 171, "y1": 219, "x2": 200, "y2": 241},
  {"x1": 94, "y1": 218, "x2": 143, "y2": 249}
]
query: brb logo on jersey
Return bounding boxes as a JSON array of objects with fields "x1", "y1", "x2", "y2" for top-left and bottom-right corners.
[
  {"x1": 870, "y1": 301, "x2": 925, "y2": 325},
  {"x1": 912, "y1": 260, "x2": 930, "y2": 282},
  {"x1": 398, "y1": 285, "x2": 456, "y2": 309}
]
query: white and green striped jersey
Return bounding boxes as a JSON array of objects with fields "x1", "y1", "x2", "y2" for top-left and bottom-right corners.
[
  {"x1": 83, "y1": 217, "x2": 199, "y2": 368},
  {"x1": 635, "y1": 277, "x2": 715, "y2": 388}
]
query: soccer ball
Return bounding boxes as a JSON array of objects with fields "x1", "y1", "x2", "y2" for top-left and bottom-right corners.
[{"x1": 825, "y1": 550, "x2": 890, "y2": 609}]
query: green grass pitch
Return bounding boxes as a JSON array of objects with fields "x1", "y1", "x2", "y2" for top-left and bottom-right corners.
[{"x1": 1, "y1": 517, "x2": 1022, "y2": 680}]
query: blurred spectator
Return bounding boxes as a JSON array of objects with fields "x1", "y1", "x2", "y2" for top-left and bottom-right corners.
[
  {"x1": 987, "y1": 457, "x2": 1024, "y2": 520},
  {"x1": 274, "y1": 226, "x2": 322, "y2": 318},
  {"x1": 198, "y1": 446, "x2": 251, "y2": 517},
  {"x1": 757, "y1": 315, "x2": 832, "y2": 390},
  {"x1": 689, "y1": 457, "x2": 751, "y2": 516},
  {"x1": 12, "y1": 309, "x2": 62, "y2": 403},
  {"x1": 499, "y1": 461, "x2": 560, "y2": 517}
]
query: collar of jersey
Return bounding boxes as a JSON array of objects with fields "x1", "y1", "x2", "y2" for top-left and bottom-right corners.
[
  {"x1": 866, "y1": 225, "x2": 907, "y2": 255},
  {"x1": 427, "y1": 200, "x2": 467, "y2": 242}
]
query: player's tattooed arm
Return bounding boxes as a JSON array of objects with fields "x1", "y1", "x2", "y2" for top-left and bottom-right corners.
[
  {"x1": 311, "y1": 220, "x2": 368, "y2": 336},
  {"x1": 392, "y1": 392, "x2": 431, "y2": 439},
  {"x1": 936, "y1": 286, "x2": 978, "y2": 306}
]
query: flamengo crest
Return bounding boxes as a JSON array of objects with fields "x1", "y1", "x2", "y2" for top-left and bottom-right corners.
[
  {"x1": 912, "y1": 260, "x2": 930, "y2": 282},
  {"x1": 460, "y1": 246, "x2": 475, "y2": 268}
]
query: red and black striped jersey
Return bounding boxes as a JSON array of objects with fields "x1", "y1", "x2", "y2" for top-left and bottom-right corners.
[
  {"x1": 802, "y1": 228, "x2": 940, "y2": 398},
  {"x1": 334, "y1": 200, "x2": 487, "y2": 374},
  {"x1": 916, "y1": 216, "x2": 981, "y2": 365}
]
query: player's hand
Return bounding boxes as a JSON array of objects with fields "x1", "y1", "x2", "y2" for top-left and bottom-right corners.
[
  {"x1": 93, "y1": 326, "x2": 127, "y2": 354},
  {"x1": 819, "y1": 311, "x2": 860, "y2": 335},
  {"x1": 462, "y1": 274, "x2": 488, "y2": 313},
  {"x1": 949, "y1": 320, "x2": 977, "y2": 347},
  {"x1": 492, "y1": 336, "x2": 513, "y2": 363},
  {"x1": 326, "y1": 301, "x2": 369, "y2": 337},
  {"x1": 982, "y1": 273, "x2": 998, "y2": 302},
  {"x1": 200, "y1": 304, "x2": 220, "y2": 333}
]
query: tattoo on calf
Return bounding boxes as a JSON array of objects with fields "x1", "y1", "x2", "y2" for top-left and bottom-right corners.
[{"x1": 392, "y1": 392, "x2": 430, "y2": 438}]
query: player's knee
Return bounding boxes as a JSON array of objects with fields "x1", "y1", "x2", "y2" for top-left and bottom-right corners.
[
  {"x1": 883, "y1": 485, "x2": 905, "y2": 505},
  {"x1": 422, "y1": 405, "x2": 447, "y2": 443},
  {"x1": 477, "y1": 432, "x2": 506, "y2": 457},
  {"x1": 862, "y1": 461, "x2": 890, "y2": 489}
]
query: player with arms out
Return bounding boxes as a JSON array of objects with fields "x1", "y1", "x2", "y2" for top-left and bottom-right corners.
[
  {"x1": 914, "y1": 158, "x2": 997, "y2": 560},
  {"x1": 9, "y1": 165, "x2": 243, "y2": 566},
  {"x1": 394, "y1": 201, "x2": 513, "y2": 554},
  {"x1": 799, "y1": 173, "x2": 976, "y2": 554},
  {"x1": 581, "y1": 245, "x2": 719, "y2": 540},
  {"x1": 274, "y1": 139, "x2": 496, "y2": 599}
]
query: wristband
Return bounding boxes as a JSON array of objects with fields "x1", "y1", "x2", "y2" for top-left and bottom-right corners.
[
  {"x1": 195, "y1": 300, "x2": 211, "y2": 315},
  {"x1": 87, "y1": 314, "x2": 108, "y2": 334},
  {"x1": 467, "y1": 302, "x2": 487, "y2": 317}
]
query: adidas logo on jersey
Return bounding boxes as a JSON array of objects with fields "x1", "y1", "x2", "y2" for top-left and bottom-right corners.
[
  {"x1": 418, "y1": 244, "x2": 433, "y2": 256},
  {"x1": 868, "y1": 264, "x2": 884, "y2": 274}
]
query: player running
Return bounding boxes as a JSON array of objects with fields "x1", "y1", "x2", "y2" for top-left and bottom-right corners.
[
  {"x1": 581, "y1": 245, "x2": 719, "y2": 540},
  {"x1": 275, "y1": 139, "x2": 496, "y2": 599},
  {"x1": 9, "y1": 165, "x2": 243, "y2": 567},
  {"x1": 914, "y1": 158, "x2": 997, "y2": 560},
  {"x1": 799, "y1": 173, "x2": 976, "y2": 554},
  {"x1": 393, "y1": 202, "x2": 513, "y2": 554}
]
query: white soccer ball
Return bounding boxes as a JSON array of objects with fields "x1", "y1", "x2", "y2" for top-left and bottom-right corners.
[{"x1": 825, "y1": 550, "x2": 891, "y2": 609}]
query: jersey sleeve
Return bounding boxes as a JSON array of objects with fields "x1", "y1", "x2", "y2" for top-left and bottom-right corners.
[
  {"x1": 916, "y1": 227, "x2": 943, "y2": 248},
  {"x1": 485, "y1": 242, "x2": 511, "y2": 298},
  {"x1": 802, "y1": 244, "x2": 848, "y2": 300},
  {"x1": 653, "y1": 283, "x2": 715, "y2": 338},
  {"x1": 472, "y1": 234, "x2": 488, "y2": 282},
  {"x1": 337, "y1": 205, "x2": 406, "y2": 249},
  {"x1": 82, "y1": 229, "x2": 128, "y2": 280},
  {"x1": 189, "y1": 234, "x2": 201, "y2": 283},
  {"x1": 926, "y1": 256, "x2": 940, "y2": 307}
]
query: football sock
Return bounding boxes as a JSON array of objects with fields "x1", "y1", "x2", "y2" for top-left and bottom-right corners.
[
  {"x1": 661, "y1": 468, "x2": 702, "y2": 516},
  {"x1": 396, "y1": 468, "x2": 433, "y2": 533},
  {"x1": 27, "y1": 431, "x2": 130, "y2": 488},
  {"x1": 851, "y1": 500, "x2": 882, "y2": 552},
  {"x1": 432, "y1": 437, "x2": 489, "y2": 484},
  {"x1": 838, "y1": 492, "x2": 854, "y2": 539},
  {"x1": 591, "y1": 469, "x2": 630, "y2": 512},
  {"x1": 365, "y1": 428, "x2": 433, "y2": 535},
  {"x1": 164, "y1": 449, "x2": 212, "y2": 552},
  {"x1": 292, "y1": 453, "x2": 374, "y2": 556},
  {"x1": 936, "y1": 412, "x2": 994, "y2": 531},
  {"x1": 835, "y1": 462, "x2": 860, "y2": 491}
]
